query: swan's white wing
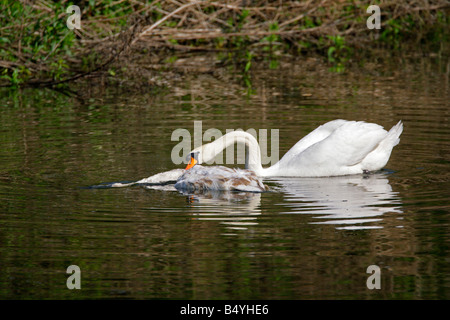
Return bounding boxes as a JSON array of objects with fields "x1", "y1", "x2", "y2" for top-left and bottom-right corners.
[
  {"x1": 280, "y1": 119, "x2": 349, "y2": 162},
  {"x1": 285, "y1": 121, "x2": 388, "y2": 175}
]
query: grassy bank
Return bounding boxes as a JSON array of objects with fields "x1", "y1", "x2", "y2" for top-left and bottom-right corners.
[{"x1": 0, "y1": 0, "x2": 448, "y2": 89}]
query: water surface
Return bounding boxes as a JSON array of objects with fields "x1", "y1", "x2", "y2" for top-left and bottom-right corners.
[{"x1": 0, "y1": 56, "x2": 449, "y2": 299}]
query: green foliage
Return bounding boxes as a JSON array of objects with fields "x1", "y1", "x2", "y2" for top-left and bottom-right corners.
[
  {"x1": 1, "y1": 68, "x2": 24, "y2": 87},
  {"x1": 327, "y1": 35, "x2": 349, "y2": 62},
  {"x1": 49, "y1": 59, "x2": 70, "y2": 81},
  {"x1": 0, "y1": 0, "x2": 137, "y2": 87},
  {"x1": 0, "y1": 0, "x2": 447, "y2": 88},
  {"x1": 380, "y1": 19, "x2": 403, "y2": 49},
  {"x1": 0, "y1": 1, "x2": 76, "y2": 85},
  {"x1": 226, "y1": 9, "x2": 250, "y2": 32},
  {"x1": 301, "y1": 16, "x2": 319, "y2": 29},
  {"x1": 326, "y1": 35, "x2": 351, "y2": 73},
  {"x1": 379, "y1": 10, "x2": 449, "y2": 51},
  {"x1": 260, "y1": 22, "x2": 281, "y2": 69}
]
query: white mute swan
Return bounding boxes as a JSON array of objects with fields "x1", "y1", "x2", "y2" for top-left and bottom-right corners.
[{"x1": 185, "y1": 119, "x2": 403, "y2": 177}]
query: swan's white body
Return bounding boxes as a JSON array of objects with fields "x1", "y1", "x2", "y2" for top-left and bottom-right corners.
[
  {"x1": 189, "y1": 120, "x2": 403, "y2": 177},
  {"x1": 175, "y1": 165, "x2": 268, "y2": 192}
]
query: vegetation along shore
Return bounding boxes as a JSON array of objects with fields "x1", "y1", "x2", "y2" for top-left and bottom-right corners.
[{"x1": 0, "y1": 0, "x2": 448, "y2": 89}]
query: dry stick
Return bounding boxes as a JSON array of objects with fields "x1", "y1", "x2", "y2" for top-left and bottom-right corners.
[
  {"x1": 194, "y1": 2, "x2": 210, "y2": 29},
  {"x1": 131, "y1": 1, "x2": 202, "y2": 46},
  {"x1": 145, "y1": 40, "x2": 222, "y2": 52},
  {"x1": 209, "y1": 2, "x2": 277, "y2": 11},
  {"x1": 147, "y1": 25, "x2": 330, "y2": 42},
  {"x1": 207, "y1": 5, "x2": 237, "y2": 26},
  {"x1": 177, "y1": 11, "x2": 189, "y2": 27},
  {"x1": 279, "y1": 0, "x2": 324, "y2": 28},
  {"x1": 189, "y1": 4, "x2": 229, "y2": 29},
  {"x1": 0, "y1": 60, "x2": 21, "y2": 69},
  {"x1": 80, "y1": 4, "x2": 150, "y2": 44}
]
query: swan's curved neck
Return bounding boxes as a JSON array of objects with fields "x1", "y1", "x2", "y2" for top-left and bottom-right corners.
[{"x1": 208, "y1": 131, "x2": 264, "y2": 175}]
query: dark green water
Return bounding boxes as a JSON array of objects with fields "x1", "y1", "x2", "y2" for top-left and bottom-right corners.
[{"x1": 0, "y1": 57, "x2": 449, "y2": 299}]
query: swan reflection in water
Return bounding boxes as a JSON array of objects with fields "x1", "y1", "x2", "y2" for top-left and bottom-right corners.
[
  {"x1": 269, "y1": 172, "x2": 403, "y2": 230},
  {"x1": 144, "y1": 171, "x2": 402, "y2": 231},
  {"x1": 146, "y1": 182, "x2": 263, "y2": 235}
]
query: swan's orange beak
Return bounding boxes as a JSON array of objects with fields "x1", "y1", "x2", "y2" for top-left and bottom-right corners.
[{"x1": 185, "y1": 155, "x2": 197, "y2": 170}]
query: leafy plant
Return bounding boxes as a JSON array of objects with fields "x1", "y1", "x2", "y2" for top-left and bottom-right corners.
[
  {"x1": 380, "y1": 19, "x2": 403, "y2": 49},
  {"x1": 261, "y1": 22, "x2": 281, "y2": 69},
  {"x1": 326, "y1": 35, "x2": 351, "y2": 72}
]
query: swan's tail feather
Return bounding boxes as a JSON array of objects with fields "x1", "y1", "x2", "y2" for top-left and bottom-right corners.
[
  {"x1": 385, "y1": 120, "x2": 403, "y2": 148},
  {"x1": 361, "y1": 120, "x2": 403, "y2": 171}
]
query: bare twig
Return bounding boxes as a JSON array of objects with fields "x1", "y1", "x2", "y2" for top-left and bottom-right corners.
[{"x1": 131, "y1": 1, "x2": 202, "y2": 46}]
